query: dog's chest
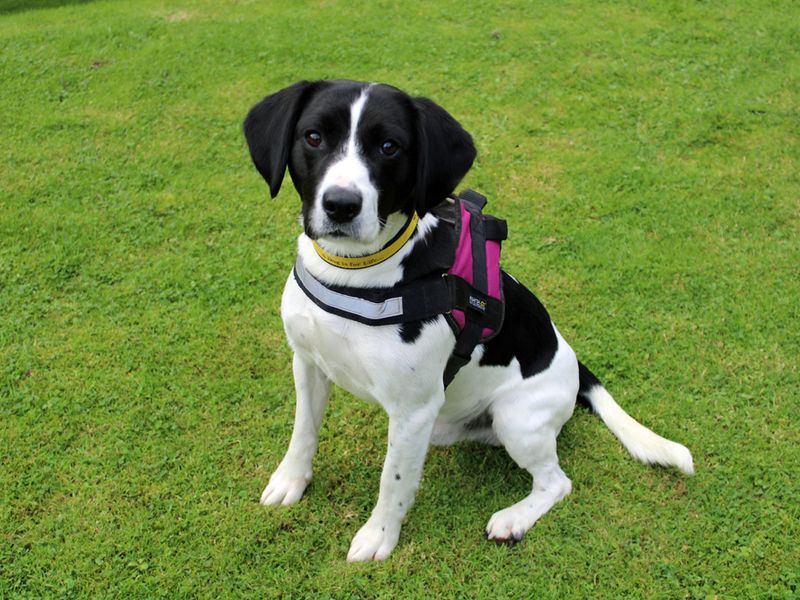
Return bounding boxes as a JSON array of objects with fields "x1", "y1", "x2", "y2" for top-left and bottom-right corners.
[{"x1": 280, "y1": 273, "x2": 454, "y2": 405}]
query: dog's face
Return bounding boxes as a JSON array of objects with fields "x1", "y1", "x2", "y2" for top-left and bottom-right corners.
[
  {"x1": 244, "y1": 80, "x2": 476, "y2": 246},
  {"x1": 289, "y1": 82, "x2": 418, "y2": 242}
]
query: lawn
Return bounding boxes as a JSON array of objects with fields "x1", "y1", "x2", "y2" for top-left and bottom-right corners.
[{"x1": 1, "y1": 0, "x2": 798, "y2": 597}]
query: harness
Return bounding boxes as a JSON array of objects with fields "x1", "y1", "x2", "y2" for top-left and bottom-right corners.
[{"x1": 293, "y1": 190, "x2": 507, "y2": 387}]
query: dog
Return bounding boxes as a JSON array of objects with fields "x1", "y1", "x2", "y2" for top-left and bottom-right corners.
[{"x1": 243, "y1": 80, "x2": 694, "y2": 562}]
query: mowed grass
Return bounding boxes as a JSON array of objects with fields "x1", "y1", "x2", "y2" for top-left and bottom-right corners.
[{"x1": 1, "y1": 0, "x2": 798, "y2": 597}]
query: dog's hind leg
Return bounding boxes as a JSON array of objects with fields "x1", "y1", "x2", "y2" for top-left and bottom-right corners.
[
  {"x1": 484, "y1": 419, "x2": 572, "y2": 544},
  {"x1": 484, "y1": 338, "x2": 578, "y2": 543},
  {"x1": 260, "y1": 353, "x2": 331, "y2": 506}
]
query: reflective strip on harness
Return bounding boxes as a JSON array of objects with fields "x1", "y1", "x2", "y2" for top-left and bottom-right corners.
[{"x1": 294, "y1": 259, "x2": 404, "y2": 320}]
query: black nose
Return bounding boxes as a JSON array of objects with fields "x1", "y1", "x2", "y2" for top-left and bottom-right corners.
[{"x1": 322, "y1": 187, "x2": 362, "y2": 224}]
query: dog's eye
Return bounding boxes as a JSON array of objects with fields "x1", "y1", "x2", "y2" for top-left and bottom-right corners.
[
  {"x1": 305, "y1": 131, "x2": 322, "y2": 148},
  {"x1": 380, "y1": 140, "x2": 399, "y2": 156}
]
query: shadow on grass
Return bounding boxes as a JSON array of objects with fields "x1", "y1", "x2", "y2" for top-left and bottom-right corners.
[{"x1": 0, "y1": 0, "x2": 95, "y2": 15}]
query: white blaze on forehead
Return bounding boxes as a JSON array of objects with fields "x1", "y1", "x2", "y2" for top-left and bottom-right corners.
[
  {"x1": 312, "y1": 87, "x2": 381, "y2": 243},
  {"x1": 344, "y1": 91, "x2": 369, "y2": 160},
  {"x1": 329, "y1": 88, "x2": 370, "y2": 187}
]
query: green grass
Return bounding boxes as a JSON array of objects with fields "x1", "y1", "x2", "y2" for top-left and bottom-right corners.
[{"x1": 1, "y1": 0, "x2": 798, "y2": 597}]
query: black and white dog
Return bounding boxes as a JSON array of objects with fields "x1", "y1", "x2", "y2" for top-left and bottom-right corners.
[{"x1": 243, "y1": 80, "x2": 693, "y2": 562}]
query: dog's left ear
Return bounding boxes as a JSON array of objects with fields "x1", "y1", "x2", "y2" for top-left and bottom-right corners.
[
  {"x1": 243, "y1": 80, "x2": 319, "y2": 198},
  {"x1": 413, "y1": 96, "x2": 477, "y2": 215}
]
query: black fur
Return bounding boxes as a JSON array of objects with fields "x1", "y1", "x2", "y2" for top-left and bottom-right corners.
[
  {"x1": 399, "y1": 204, "x2": 457, "y2": 282},
  {"x1": 577, "y1": 361, "x2": 602, "y2": 409},
  {"x1": 398, "y1": 320, "x2": 425, "y2": 343},
  {"x1": 479, "y1": 272, "x2": 558, "y2": 378},
  {"x1": 244, "y1": 80, "x2": 476, "y2": 238},
  {"x1": 244, "y1": 80, "x2": 322, "y2": 199},
  {"x1": 412, "y1": 97, "x2": 476, "y2": 216}
]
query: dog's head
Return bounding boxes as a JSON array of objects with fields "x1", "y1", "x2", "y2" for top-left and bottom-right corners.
[{"x1": 243, "y1": 80, "x2": 475, "y2": 245}]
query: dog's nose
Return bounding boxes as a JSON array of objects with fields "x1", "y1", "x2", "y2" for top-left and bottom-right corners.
[{"x1": 322, "y1": 187, "x2": 362, "y2": 224}]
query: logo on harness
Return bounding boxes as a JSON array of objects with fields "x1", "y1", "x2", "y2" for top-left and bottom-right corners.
[{"x1": 468, "y1": 295, "x2": 487, "y2": 313}]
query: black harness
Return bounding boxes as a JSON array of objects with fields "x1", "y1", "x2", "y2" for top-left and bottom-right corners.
[{"x1": 293, "y1": 191, "x2": 507, "y2": 387}]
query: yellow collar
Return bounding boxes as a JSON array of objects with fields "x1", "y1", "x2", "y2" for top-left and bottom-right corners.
[{"x1": 311, "y1": 212, "x2": 420, "y2": 269}]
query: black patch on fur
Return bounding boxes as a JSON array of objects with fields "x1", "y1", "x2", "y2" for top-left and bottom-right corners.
[
  {"x1": 395, "y1": 473, "x2": 401, "y2": 480},
  {"x1": 398, "y1": 320, "x2": 424, "y2": 343},
  {"x1": 398, "y1": 317, "x2": 442, "y2": 344},
  {"x1": 464, "y1": 410, "x2": 493, "y2": 431},
  {"x1": 399, "y1": 208, "x2": 457, "y2": 283},
  {"x1": 576, "y1": 361, "x2": 603, "y2": 410},
  {"x1": 480, "y1": 272, "x2": 558, "y2": 378}
]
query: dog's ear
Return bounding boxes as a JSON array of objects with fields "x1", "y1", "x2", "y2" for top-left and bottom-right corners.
[
  {"x1": 243, "y1": 80, "x2": 319, "y2": 198},
  {"x1": 413, "y1": 96, "x2": 477, "y2": 215}
]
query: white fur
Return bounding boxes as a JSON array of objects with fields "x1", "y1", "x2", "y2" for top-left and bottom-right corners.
[
  {"x1": 310, "y1": 89, "x2": 382, "y2": 244},
  {"x1": 585, "y1": 386, "x2": 694, "y2": 474},
  {"x1": 260, "y1": 353, "x2": 330, "y2": 506}
]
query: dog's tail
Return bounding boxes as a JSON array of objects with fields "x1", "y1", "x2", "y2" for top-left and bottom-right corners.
[{"x1": 577, "y1": 362, "x2": 694, "y2": 475}]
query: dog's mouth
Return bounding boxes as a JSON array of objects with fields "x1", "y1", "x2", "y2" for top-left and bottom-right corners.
[
  {"x1": 308, "y1": 217, "x2": 379, "y2": 245},
  {"x1": 310, "y1": 223, "x2": 361, "y2": 242},
  {"x1": 304, "y1": 201, "x2": 389, "y2": 252}
]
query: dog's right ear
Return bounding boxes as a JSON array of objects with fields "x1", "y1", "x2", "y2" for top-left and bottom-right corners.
[{"x1": 243, "y1": 80, "x2": 318, "y2": 198}]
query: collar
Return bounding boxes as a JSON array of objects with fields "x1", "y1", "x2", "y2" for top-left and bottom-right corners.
[{"x1": 311, "y1": 212, "x2": 419, "y2": 269}]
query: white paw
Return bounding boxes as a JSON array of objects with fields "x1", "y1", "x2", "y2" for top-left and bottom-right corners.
[
  {"x1": 259, "y1": 462, "x2": 311, "y2": 506},
  {"x1": 485, "y1": 505, "x2": 533, "y2": 545},
  {"x1": 346, "y1": 519, "x2": 400, "y2": 562}
]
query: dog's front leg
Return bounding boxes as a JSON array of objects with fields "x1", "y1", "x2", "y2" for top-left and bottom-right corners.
[
  {"x1": 347, "y1": 398, "x2": 443, "y2": 562},
  {"x1": 260, "y1": 352, "x2": 331, "y2": 506}
]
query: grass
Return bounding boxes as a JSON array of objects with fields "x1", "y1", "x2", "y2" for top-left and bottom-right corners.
[{"x1": 1, "y1": 0, "x2": 798, "y2": 597}]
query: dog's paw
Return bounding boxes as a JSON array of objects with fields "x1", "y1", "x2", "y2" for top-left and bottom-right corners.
[
  {"x1": 484, "y1": 506, "x2": 532, "y2": 545},
  {"x1": 259, "y1": 463, "x2": 311, "y2": 506},
  {"x1": 346, "y1": 518, "x2": 400, "y2": 562}
]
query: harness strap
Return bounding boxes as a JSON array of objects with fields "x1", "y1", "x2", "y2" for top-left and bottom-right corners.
[
  {"x1": 459, "y1": 189, "x2": 488, "y2": 210},
  {"x1": 441, "y1": 189, "x2": 505, "y2": 385},
  {"x1": 446, "y1": 275, "x2": 503, "y2": 321},
  {"x1": 294, "y1": 259, "x2": 405, "y2": 321},
  {"x1": 483, "y1": 216, "x2": 508, "y2": 241},
  {"x1": 294, "y1": 258, "x2": 455, "y2": 327},
  {"x1": 443, "y1": 318, "x2": 484, "y2": 386},
  {"x1": 295, "y1": 258, "x2": 502, "y2": 328}
]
